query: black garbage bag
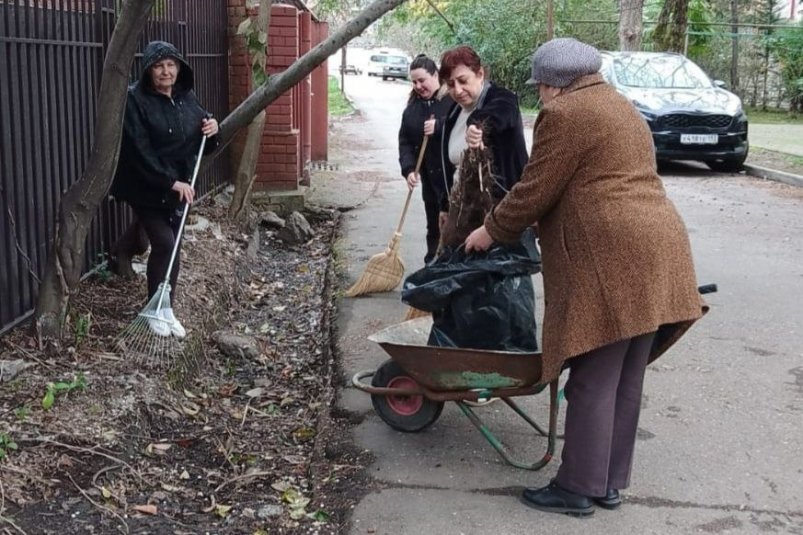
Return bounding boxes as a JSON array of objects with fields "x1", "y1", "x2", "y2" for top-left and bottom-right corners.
[{"x1": 402, "y1": 229, "x2": 541, "y2": 352}]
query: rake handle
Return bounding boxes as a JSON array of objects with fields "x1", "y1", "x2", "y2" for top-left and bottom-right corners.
[
  {"x1": 155, "y1": 135, "x2": 208, "y2": 307},
  {"x1": 396, "y1": 132, "x2": 431, "y2": 233}
]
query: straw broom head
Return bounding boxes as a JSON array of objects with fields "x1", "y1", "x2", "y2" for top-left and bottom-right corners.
[{"x1": 344, "y1": 233, "x2": 405, "y2": 297}]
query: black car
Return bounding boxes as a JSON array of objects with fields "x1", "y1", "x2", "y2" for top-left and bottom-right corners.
[
  {"x1": 600, "y1": 51, "x2": 748, "y2": 172},
  {"x1": 340, "y1": 64, "x2": 362, "y2": 75}
]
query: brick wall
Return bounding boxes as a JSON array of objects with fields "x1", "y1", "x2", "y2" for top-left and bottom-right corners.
[{"x1": 228, "y1": 0, "x2": 328, "y2": 192}]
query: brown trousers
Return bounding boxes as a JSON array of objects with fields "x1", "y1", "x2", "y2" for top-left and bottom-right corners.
[{"x1": 555, "y1": 331, "x2": 656, "y2": 497}]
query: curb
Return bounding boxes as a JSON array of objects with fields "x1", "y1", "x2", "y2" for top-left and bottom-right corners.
[{"x1": 743, "y1": 164, "x2": 803, "y2": 188}]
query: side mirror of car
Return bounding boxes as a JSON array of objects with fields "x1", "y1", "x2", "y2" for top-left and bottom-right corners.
[{"x1": 712, "y1": 79, "x2": 727, "y2": 88}]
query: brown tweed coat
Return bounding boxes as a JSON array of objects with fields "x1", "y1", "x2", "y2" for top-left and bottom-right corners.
[{"x1": 485, "y1": 73, "x2": 706, "y2": 383}]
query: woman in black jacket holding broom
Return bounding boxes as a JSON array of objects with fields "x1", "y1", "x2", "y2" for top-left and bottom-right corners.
[
  {"x1": 398, "y1": 54, "x2": 454, "y2": 264},
  {"x1": 110, "y1": 40, "x2": 218, "y2": 338}
]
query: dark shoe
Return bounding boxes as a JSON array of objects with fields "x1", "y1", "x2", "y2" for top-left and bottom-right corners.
[
  {"x1": 521, "y1": 481, "x2": 595, "y2": 517},
  {"x1": 593, "y1": 489, "x2": 621, "y2": 510}
]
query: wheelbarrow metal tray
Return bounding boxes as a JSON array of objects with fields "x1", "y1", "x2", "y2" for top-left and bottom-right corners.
[{"x1": 368, "y1": 317, "x2": 543, "y2": 392}]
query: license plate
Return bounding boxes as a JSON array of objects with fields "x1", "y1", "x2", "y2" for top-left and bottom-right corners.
[{"x1": 680, "y1": 134, "x2": 718, "y2": 145}]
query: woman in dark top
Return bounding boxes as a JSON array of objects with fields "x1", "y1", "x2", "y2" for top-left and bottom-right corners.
[
  {"x1": 437, "y1": 45, "x2": 529, "y2": 223},
  {"x1": 398, "y1": 54, "x2": 454, "y2": 263},
  {"x1": 111, "y1": 40, "x2": 219, "y2": 338}
]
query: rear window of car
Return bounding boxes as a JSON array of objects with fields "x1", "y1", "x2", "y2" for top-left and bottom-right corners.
[
  {"x1": 613, "y1": 56, "x2": 712, "y2": 89},
  {"x1": 370, "y1": 55, "x2": 387, "y2": 63},
  {"x1": 386, "y1": 55, "x2": 407, "y2": 66}
]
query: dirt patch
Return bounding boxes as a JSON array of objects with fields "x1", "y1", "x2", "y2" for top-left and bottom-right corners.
[{"x1": 0, "y1": 203, "x2": 371, "y2": 534}]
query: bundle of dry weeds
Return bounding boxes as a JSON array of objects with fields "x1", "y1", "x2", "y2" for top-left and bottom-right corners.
[{"x1": 439, "y1": 146, "x2": 496, "y2": 249}]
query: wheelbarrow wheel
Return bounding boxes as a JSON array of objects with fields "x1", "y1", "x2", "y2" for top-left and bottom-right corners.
[{"x1": 371, "y1": 359, "x2": 444, "y2": 433}]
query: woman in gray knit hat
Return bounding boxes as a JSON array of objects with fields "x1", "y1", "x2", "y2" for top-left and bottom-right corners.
[{"x1": 465, "y1": 37, "x2": 707, "y2": 516}]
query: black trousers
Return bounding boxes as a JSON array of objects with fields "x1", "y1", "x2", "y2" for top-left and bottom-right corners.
[
  {"x1": 117, "y1": 205, "x2": 182, "y2": 301},
  {"x1": 555, "y1": 331, "x2": 657, "y2": 497},
  {"x1": 421, "y1": 178, "x2": 440, "y2": 263}
]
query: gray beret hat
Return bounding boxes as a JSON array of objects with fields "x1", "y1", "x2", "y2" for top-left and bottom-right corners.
[{"x1": 526, "y1": 37, "x2": 602, "y2": 88}]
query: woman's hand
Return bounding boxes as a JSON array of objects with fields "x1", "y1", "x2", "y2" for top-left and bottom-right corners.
[
  {"x1": 172, "y1": 181, "x2": 195, "y2": 204},
  {"x1": 466, "y1": 124, "x2": 485, "y2": 150},
  {"x1": 423, "y1": 118, "x2": 436, "y2": 136},
  {"x1": 465, "y1": 225, "x2": 493, "y2": 253},
  {"x1": 201, "y1": 117, "x2": 219, "y2": 137},
  {"x1": 406, "y1": 172, "x2": 419, "y2": 191}
]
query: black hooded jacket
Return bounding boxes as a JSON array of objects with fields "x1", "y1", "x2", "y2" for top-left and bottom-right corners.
[
  {"x1": 439, "y1": 83, "x2": 528, "y2": 211},
  {"x1": 111, "y1": 41, "x2": 217, "y2": 209}
]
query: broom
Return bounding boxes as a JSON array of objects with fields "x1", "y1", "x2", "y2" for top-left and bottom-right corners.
[
  {"x1": 113, "y1": 135, "x2": 207, "y2": 369},
  {"x1": 344, "y1": 134, "x2": 430, "y2": 298}
]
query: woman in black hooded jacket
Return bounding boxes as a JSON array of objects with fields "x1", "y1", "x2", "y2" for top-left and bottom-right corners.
[
  {"x1": 398, "y1": 54, "x2": 454, "y2": 263},
  {"x1": 110, "y1": 40, "x2": 219, "y2": 338}
]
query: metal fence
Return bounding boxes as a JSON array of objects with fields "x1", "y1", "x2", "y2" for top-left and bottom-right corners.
[{"x1": 0, "y1": 0, "x2": 230, "y2": 334}]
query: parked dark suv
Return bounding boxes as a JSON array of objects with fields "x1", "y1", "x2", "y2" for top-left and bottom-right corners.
[{"x1": 600, "y1": 51, "x2": 748, "y2": 172}]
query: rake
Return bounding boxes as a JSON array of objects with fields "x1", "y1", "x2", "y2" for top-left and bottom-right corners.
[{"x1": 113, "y1": 135, "x2": 207, "y2": 369}]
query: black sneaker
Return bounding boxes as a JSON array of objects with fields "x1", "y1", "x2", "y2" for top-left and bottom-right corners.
[
  {"x1": 521, "y1": 481, "x2": 595, "y2": 517},
  {"x1": 593, "y1": 489, "x2": 621, "y2": 510}
]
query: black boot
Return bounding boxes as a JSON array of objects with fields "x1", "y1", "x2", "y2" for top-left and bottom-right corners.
[
  {"x1": 521, "y1": 481, "x2": 594, "y2": 517},
  {"x1": 593, "y1": 488, "x2": 621, "y2": 510}
]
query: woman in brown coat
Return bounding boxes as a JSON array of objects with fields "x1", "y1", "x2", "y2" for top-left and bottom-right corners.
[{"x1": 465, "y1": 38, "x2": 707, "y2": 516}]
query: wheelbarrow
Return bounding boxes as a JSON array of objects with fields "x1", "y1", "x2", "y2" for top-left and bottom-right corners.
[{"x1": 352, "y1": 316, "x2": 558, "y2": 471}]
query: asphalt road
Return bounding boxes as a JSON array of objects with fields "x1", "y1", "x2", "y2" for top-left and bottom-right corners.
[{"x1": 324, "y1": 74, "x2": 803, "y2": 535}]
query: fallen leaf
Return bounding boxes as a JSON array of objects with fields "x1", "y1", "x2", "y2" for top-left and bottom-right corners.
[
  {"x1": 293, "y1": 427, "x2": 316, "y2": 441},
  {"x1": 218, "y1": 383, "x2": 238, "y2": 397},
  {"x1": 215, "y1": 504, "x2": 233, "y2": 518},
  {"x1": 245, "y1": 387, "x2": 264, "y2": 398},
  {"x1": 132, "y1": 504, "x2": 158, "y2": 515},
  {"x1": 181, "y1": 402, "x2": 201, "y2": 416},
  {"x1": 179, "y1": 470, "x2": 190, "y2": 480},
  {"x1": 146, "y1": 443, "x2": 172, "y2": 456},
  {"x1": 271, "y1": 481, "x2": 291, "y2": 492},
  {"x1": 101, "y1": 487, "x2": 112, "y2": 499}
]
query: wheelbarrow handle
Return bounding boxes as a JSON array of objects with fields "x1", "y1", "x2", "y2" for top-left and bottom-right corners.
[{"x1": 698, "y1": 283, "x2": 718, "y2": 295}]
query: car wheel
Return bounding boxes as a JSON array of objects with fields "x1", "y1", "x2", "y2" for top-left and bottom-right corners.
[{"x1": 705, "y1": 157, "x2": 746, "y2": 173}]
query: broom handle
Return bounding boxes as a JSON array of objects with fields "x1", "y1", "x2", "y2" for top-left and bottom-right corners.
[
  {"x1": 155, "y1": 135, "x2": 208, "y2": 306},
  {"x1": 395, "y1": 132, "x2": 431, "y2": 233}
]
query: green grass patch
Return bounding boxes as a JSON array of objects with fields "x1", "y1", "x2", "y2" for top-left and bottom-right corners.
[
  {"x1": 745, "y1": 106, "x2": 803, "y2": 125},
  {"x1": 328, "y1": 76, "x2": 353, "y2": 117}
]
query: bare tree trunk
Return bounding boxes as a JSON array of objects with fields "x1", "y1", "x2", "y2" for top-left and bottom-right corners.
[
  {"x1": 340, "y1": 47, "x2": 347, "y2": 93},
  {"x1": 229, "y1": 111, "x2": 267, "y2": 222},
  {"x1": 618, "y1": 0, "x2": 644, "y2": 51},
  {"x1": 653, "y1": 0, "x2": 688, "y2": 52},
  {"x1": 35, "y1": 0, "x2": 155, "y2": 344},
  {"x1": 230, "y1": 0, "x2": 271, "y2": 223}
]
